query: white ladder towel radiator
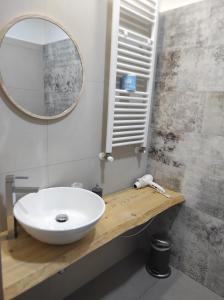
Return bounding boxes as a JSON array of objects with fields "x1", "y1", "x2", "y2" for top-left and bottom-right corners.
[{"x1": 100, "y1": 0, "x2": 159, "y2": 161}]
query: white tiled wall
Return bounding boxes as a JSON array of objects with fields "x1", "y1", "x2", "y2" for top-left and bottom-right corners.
[
  {"x1": 0, "y1": 1, "x2": 147, "y2": 298},
  {"x1": 0, "y1": 0, "x2": 148, "y2": 231}
]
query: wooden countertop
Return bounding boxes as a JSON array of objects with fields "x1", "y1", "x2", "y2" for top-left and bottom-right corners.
[{"x1": 0, "y1": 187, "x2": 184, "y2": 300}]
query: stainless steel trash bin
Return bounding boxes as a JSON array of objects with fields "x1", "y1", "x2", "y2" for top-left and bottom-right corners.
[{"x1": 146, "y1": 233, "x2": 171, "y2": 278}]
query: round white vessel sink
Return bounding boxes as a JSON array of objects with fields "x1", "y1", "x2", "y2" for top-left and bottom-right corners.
[{"x1": 14, "y1": 187, "x2": 105, "y2": 245}]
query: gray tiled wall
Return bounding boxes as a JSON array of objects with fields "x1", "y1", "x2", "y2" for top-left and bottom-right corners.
[
  {"x1": 43, "y1": 39, "x2": 82, "y2": 115},
  {"x1": 147, "y1": 0, "x2": 224, "y2": 297}
]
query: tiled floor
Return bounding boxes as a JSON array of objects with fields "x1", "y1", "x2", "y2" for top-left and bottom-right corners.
[{"x1": 66, "y1": 252, "x2": 223, "y2": 300}]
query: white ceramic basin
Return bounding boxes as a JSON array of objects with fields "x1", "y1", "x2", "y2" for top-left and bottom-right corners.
[{"x1": 14, "y1": 187, "x2": 105, "y2": 245}]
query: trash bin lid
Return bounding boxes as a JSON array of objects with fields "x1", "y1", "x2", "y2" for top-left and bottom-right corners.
[{"x1": 151, "y1": 233, "x2": 171, "y2": 248}]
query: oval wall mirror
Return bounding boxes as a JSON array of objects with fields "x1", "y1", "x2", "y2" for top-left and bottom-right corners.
[{"x1": 0, "y1": 16, "x2": 84, "y2": 120}]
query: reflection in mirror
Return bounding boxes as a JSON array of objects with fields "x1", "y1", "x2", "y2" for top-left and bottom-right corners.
[{"x1": 0, "y1": 17, "x2": 83, "y2": 119}]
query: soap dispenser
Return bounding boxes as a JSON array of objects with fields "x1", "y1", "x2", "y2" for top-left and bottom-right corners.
[{"x1": 92, "y1": 184, "x2": 103, "y2": 197}]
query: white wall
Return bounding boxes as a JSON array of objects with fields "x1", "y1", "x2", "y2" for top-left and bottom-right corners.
[
  {"x1": 160, "y1": 0, "x2": 203, "y2": 11},
  {"x1": 0, "y1": 0, "x2": 148, "y2": 231}
]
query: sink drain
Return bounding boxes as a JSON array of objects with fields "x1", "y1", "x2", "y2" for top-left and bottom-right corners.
[{"x1": 55, "y1": 214, "x2": 69, "y2": 223}]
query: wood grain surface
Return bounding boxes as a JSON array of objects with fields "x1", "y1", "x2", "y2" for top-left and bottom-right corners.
[{"x1": 0, "y1": 187, "x2": 184, "y2": 299}]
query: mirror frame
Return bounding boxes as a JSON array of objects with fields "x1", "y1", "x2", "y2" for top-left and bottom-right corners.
[{"x1": 0, "y1": 14, "x2": 84, "y2": 120}]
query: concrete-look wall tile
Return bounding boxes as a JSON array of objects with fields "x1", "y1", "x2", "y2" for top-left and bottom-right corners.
[
  {"x1": 171, "y1": 205, "x2": 224, "y2": 252},
  {"x1": 155, "y1": 49, "x2": 181, "y2": 92},
  {"x1": 171, "y1": 233, "x2": 209, "y2": 285},
  {"x1": 148, "y1": 129, "x2": 184, "y2": 168},
  {"x1": 202, "y1": 93, "x2": 224, "y2": 137},
  {"x1": 206, "y1": 255, "x2": 224, "y2": 297},
  {"x1": 152, "y1": 91, "x2": 205, "y2": 133},
  {"x1": 156, "y1": 46, "x2": 207, "y2": 92},
  {"x1": 206, "y1": 218, "x2": 224, "y2": 260},
  {"x1": 197, "y1": 46, "x2": 224, "y2": 92},
  {"x1": 148, "y1": 0, "x2": 224, "y2": 296},
  {"x1": 43, "y1": 39, "x2": 82, "y2": 116},
  {"x1": 160, "y1": 0, "x2": 208, "y2": 13},
  {"x1": 208, "y1": 0, "x2": 224, "y2": 47},
  {"x1": 148, "y1": 131, "x2": 203, "y2": 174},
  {"x1": 45, "y1": 0, "x2": 108, "y2": 84},
  {"x1": 170, "y1": 206, "x2": 209, "y2": 285},
  {"x1": 181, "y1": 135, "x2": 224, "y2": 220},
  {"x1": 199, "y1": 135, "x2": 224, "y2": 162},
  {"x1": 196, "y1": 164, "x2": 224, "y2": 221},
  {"x1": 170, "y1": 209, "x2": 224, "y2": 297},
  {"x1": 185, "y1": 171, "x2": 224, "y2": 221},
  {"x1": 159, "y1": 1, "x2": 210, "y2": 51},
  {"x1": 147, "y1": 159, "x2": 185, "y2": 191},
  {"x1": 153, "y1": 160, "x2": 224, "y2": 292}
]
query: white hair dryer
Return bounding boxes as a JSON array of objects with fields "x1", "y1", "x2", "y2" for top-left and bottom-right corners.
[{"x1": 134, "y1": 174, "x2": 170, "y2": 197}]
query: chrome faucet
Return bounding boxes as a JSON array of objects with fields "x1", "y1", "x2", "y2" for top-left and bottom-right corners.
[{"x1": 5, "y1": 175, "x2": 39, "y2": 240}]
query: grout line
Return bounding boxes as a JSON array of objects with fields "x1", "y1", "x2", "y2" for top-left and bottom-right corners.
[
  {"x1": 46, "y1": 155, "x2": 99, "y2": 168},
  {"x1": 0, "y1": 155, "x2": 99, "y2": 177},
  {"x1": 137, "y1": 277, "x2": 160, "y2": 300}
]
